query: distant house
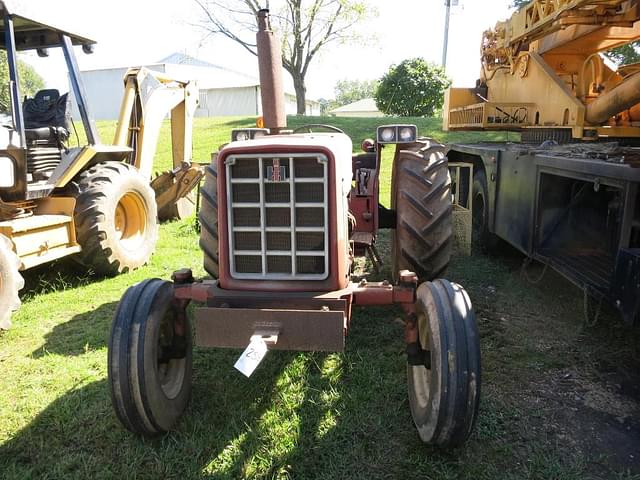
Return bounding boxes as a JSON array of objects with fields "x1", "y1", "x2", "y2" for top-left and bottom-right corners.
[
  {"x1": 75, "y1": 53, "x2": 320, "y2": 121},
  {"x1": 329, "y1": 98, "x2": 383, "y2": 118}
]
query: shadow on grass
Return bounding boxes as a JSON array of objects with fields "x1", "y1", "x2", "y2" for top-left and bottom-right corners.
[
  {"x1": 220, "y1": 117, "x2": 260, "y2": 128},
  {"x1": 20, "y1": 256, "x2": 100, "y2": 300},
  {"x1": 30, "y1": 301, "x2": 117, "y2": 358},
  {"x1": 0, "y1": 350, "x2": 294, "y2": 479},
  {"x1": 0, "y1": 308, "x2": 476, "y2": 480}
]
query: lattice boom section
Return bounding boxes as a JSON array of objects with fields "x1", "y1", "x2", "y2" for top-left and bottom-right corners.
[
  {"x1": 226, "y1": 153, "x2": 329, "y2": 280},
  {"x1": 449, "y1": 102, "x2": 534, "y2": 129}
]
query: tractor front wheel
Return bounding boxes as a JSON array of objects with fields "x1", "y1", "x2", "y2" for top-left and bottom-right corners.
[
  {"x1": 407, "y1": 279, "x2": 481, "y2": 447},
  {"x1": 0, "y1": 234, "x2": 24, "y2": 329},
  {"x1": 108, "y1": 278, "x2": 192, "y2": 436},
  {"x1": 74, "y1": 162, "x2": 158, "y2": 275},
  {"x1": 391, "y1": 138, "x2": 452, "y2": 282}
]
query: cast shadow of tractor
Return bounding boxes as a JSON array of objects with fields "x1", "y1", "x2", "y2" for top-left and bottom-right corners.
[
  {"x1": 30, "y1": 301, "x2": 117, "y2": 358},
  {"x1": 0, "y1": 304, "x2": 477, "y2": 479}
]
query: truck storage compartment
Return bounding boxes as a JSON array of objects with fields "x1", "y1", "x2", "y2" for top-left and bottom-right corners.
[{"x1": 535, "y1": 173, "x2": 622, "y2": 292}]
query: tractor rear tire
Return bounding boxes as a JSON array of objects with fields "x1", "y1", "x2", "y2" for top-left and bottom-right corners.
[
  {"x1": 199, "y1": 163, "x2": 219, "y2": 278},
  {"x1": 0, "y1": 235, "x2": 24, "y2": 329},
  {"x1": 74, "y1": 162, "x2": 158, "y2": 276},
  {"x1": 407, "y1": 279, "x2": 481, "y2": 447},
  {"x1": 108, "y1": 278, "x2": 193, "y2": 436},
  {"x1": 391, "y1": 138, "x2": 452, "y2": 282}
]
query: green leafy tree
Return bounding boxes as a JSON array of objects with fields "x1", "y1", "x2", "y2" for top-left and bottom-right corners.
[
  {"x1": 0, "y1": 52, "x2": 44, "y2": 111},
  {"x1": 318, "y1": 97, "x2": 338, "y2": 115},
  {"x1": 375, "y1": 58, "x2": 451, "y2": 117},
  {"x1": 333, "y1": 78, "x2": 378, "y2": 106},
  {"x1": 605, "y1": 42, "x2": 640, "y2": 65},
  {"x1": 0, "y1": 53, "x2": 45, "y2": 112}
]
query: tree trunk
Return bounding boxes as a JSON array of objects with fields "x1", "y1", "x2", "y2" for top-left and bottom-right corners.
[{"x1": 292, "y1": 73, "x2": 307, "y2": 115}]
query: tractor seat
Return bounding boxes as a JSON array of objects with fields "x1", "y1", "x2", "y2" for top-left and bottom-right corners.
[
  {"x1": 23, "y1": 89, "x2": 71, "y2": 146},
  {"x1": 24, "y1": 126, "x2": 69, "y2": 143},
  {"x1": 23, "y1": 89, "x2": 71, "y2": 129}
]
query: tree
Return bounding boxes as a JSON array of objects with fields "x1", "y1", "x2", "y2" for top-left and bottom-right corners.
[
  {"x1": 511, "y1": 0, "x2": 530, "y2": 7},
  {"x1": 605, "y1": 43, "x2": 640, "y2": 65},
  {"x1": 375, "y1": 58, "x2": 451, "y2": 117},
  {"x1": 333, "y1": 78, "x2": 378, "y2": 106},
  {"x1": 194, "y1": 0, "x2": 370, "y2": 115},
  {"x1": 0, "y1": 52, "x2": 44, "y2": 112}
]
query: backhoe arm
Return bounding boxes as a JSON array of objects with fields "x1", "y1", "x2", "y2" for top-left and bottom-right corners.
[{"x1": 114, "y1": 67, "x2": 203, "y2": 220}]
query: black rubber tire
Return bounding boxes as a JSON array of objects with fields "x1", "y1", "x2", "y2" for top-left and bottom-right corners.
[
  {"x1": 199, "y1": 163, "x2": 219, "y2": 278},
  {"x1": 74, "y1": 162, "x2": 158, "y2": 276},
  {"x1": 158, "y1": 192, "x2": 197, "y2": 222},
  {"x1": 472, "y1": 170, "x2": 500, "y2": 251},
  {"x1": 407, "y1": 279, "x2": 481, "y2": 447},
  {"x1": 391, "y1": 138, "x2": 452, "y2": 282},
  {"x1": 108, "y1": 278, "x2": 192, "y2": 436},
  {"x1": 0, "y1": 234, "x2": 24, "y2": 330}
]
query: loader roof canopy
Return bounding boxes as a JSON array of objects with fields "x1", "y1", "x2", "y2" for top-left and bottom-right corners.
[{"x1": 0, "y1": 0, "x2": 95, "y2": 51}]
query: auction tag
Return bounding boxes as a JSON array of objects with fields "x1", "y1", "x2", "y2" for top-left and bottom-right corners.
[{"x1": 234, "y1": 335, "x2": 268, "y2": 377}]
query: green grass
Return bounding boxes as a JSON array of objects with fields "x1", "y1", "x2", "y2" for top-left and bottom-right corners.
[{"x1": 0, "y1": 116, "x2": 638, "y2": 479}]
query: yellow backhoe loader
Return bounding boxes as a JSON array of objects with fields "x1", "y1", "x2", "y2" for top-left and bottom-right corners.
[{"x1": 0, "y1": 1, "x2": 203, "y2": 328}]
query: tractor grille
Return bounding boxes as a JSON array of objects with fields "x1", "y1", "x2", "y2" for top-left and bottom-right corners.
[{"x1": 226, "y1": 153, "x2": 329, "y2": 280}]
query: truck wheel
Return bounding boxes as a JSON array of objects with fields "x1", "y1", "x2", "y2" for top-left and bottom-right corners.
[
  {"x1": 108, "y1": 278, "x2": 192, "y2": 436},
  {"x1": 0, "y1": 235, "x2": 24, "y2": 329},
  {"x1": 74, "y1": 162, "x2": 158, "y2": 275},
  {"x1": 199, "y1": 163, "x2": 219, "y2": 278},
  {"x1": 407, "y1": 279, "x2": 481, "y2": 447},
  {"x1": 472, "y1": 170, "x2": 500, "y2": 251},
  {"x1": 392, "y1": 138, "x2": 452, "y2": 282}
]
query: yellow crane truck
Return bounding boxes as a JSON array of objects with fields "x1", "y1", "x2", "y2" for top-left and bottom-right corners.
[
  {"x1": 444, "y1": 0, "x2": 640, "y2": 324},
  {"x1": 0, "y1": 1, "x2": 202, "y2": 328}
]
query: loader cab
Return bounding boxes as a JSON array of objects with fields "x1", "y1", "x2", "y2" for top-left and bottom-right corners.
[{"x1": 0, "y1": 4, "x2": 108, "y2": 202}]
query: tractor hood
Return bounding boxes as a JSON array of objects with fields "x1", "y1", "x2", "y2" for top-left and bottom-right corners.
[{"x1": 0, "y1": 0, "x2": 95, "y2": 50}]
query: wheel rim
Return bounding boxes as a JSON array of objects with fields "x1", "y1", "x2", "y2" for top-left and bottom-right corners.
[
  {"x1": 114, "y1": 191, "x2": 147, "y2": 252},
  {"x1": 409, "y1": 311, "x2": 433, "y2": 410},
  {"x1": 157, "y1": 309, "x2": 186, "y2": 400}
]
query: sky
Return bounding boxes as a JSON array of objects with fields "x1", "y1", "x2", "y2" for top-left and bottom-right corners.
[{"x1": 20, "y1": 0, "x2": 515, "y2": 100}]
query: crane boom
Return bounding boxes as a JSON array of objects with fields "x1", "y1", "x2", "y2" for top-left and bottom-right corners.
[
  {"x1": 482, "y1": 0, "x2": 640, "y2": 73},
  {"x1": 444, "y1": 0, "x2": 640, "y2": 141}
]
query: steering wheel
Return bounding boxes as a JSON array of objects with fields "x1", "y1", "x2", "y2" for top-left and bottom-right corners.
[{"x1": 292, "y1": 124, "x2": 344, "y2": 134}]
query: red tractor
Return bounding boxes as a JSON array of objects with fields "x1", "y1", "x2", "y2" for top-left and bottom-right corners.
[{"x1": 107, "y1": 10, "x2": 481, "y2": 447}]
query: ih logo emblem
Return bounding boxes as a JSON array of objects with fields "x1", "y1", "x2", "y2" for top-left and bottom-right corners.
[{"x1": 267, "y1": 159, "x2": 287, "y2": 182}]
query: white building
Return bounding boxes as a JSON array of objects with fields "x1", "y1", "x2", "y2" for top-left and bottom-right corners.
[
  {"x1": 77, "y1": 53, "x2": 320, "y2": 120},
  {"x1": 329, "y1": 98, "x2": 383, "y2": 118}
]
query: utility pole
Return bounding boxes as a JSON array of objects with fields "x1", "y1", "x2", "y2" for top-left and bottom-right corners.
[
  {"x1": 442, "y1": 0, "x2": 451, "y2": 68},
  {"x1": 442, "y1": 0, "x2": 458, "y2": 69}
]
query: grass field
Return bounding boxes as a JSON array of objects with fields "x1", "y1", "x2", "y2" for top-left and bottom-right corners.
[{"x1": 0, "y1": 116, "x2": 639, "y2": 479}]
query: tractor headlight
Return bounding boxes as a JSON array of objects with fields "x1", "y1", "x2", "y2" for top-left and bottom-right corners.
[
  {"x1": 0, "y1": 156, "x2": 15, "y2": 187},
  {"x1": 231, "y1": 128, "x2": 270, "y2": 142},
  {"x1": 376, "y1": 124, "x2": 417, "y2": 144},
  {"x1": 379, "y1": 127, "x2": 395, "y2": 143},
  {"x1": 235, "y1": 131, "x2": 250, "y2": 142}
]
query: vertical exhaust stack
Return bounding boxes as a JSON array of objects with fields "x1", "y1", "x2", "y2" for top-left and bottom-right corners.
[{"x1": 257, "y1": 9, "x2": 286, "y2": 133}]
